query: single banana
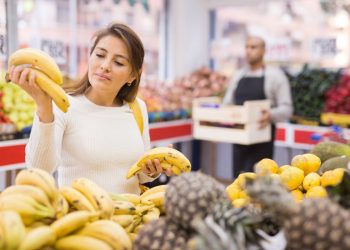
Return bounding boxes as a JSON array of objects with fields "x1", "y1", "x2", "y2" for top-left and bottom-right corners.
[
  {"x1": 50, "y1": 210, "x2": 99, "y2": 239},
  {"x1": 78, "y1": 220, "x2": 132, "y2": 250},
  {"x1": 71, "y1": 178, "x2": 114, "y2": 219},
  {"x1": 109, "y1": 193, "x2": 128, "y2": 202},
  {"x1": 8, "y1": 47, "x2": 63, "y2": 84},
  {"x1": 140, "y1": 191, "x2": 165, "y2": 208},
  {"x1": 124, "y1": 215, "x2": 142, "y2": 233},
  {"x1": 126, "y1": 147, "x2": 191, "y2": 179},
  {"x1": 111, "y1": 214, "x2": 136, "y2": 228},
  {"x1": 19, "y1": 226, "x2": 56, "y2": 250},
  {"x1": 118, "y1": 193, "x2": 141, "y2": 205},
  {"x1": 60, "y1": 186, "x2": 95, "y2": 212},
  {"x1": 15, "y1": 168, "x2": 59, "y2": 203},
  {"x1": 113, "y1": 200, "x2": 137, "y2": 215},
  {"x1": 140, "y1": 184, "x2": 167, "y2": 198},
  {"x1": 55, "y1": 193, "x2": 69, "y2": 219},
  {"x1": 29, "y1": 67, "x2": 70, "y2": 113},
  {"x1": 128, "y1": 233, "x2": 137, "y2": 243},
  {"x1": 142, "y1": 207, "x2": 160, "y2": 224},
  {"x1": 0, "y1": 194, "x2": 55, "y2": 226},
  {"x1": 133, "y1": 224, "x2": 144, "y2": 234},
  {"x1": 135, "y1": 203, "x2": 155, "y2": 215},
  {"x1": 0, "y1": 224, "x2": 4, "y2": 250},
  {"x1": 169, "y1": 164, "x2": 182, "y2": 175},
  {"x1": 55, "y1": 235, "x2": 113, "y2": 250},
  {"x1": 25, "y1": 221, "x2": 48, "y2": 233},
  {"x1": 0, "y1": 184, "x2": 53, "y2": 209},
  {"x1": 0, "y1": 211, "x2": 26, "y2": 250}
]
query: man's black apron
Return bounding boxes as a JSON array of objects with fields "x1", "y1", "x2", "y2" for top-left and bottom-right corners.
[{"x1": 232, "y1": 71, "x2": 275, "y2": 178}]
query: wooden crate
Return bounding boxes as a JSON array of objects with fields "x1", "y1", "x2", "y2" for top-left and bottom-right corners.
[{"x1": 192, "y1": 97, "x2": 271, "y2": 145}]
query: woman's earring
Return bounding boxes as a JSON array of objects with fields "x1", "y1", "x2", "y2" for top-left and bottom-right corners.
[{"x1": 127, "y1": 82, "x2": 132, "y2": 86}]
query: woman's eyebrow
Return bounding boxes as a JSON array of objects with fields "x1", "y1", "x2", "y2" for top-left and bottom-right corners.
[{"x1": 96, "y1": 47, "x2": 129, "y2": 61}]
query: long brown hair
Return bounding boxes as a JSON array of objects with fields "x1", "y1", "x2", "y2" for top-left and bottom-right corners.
[{"x1": 66, "y1": 23, "x2": 145, "y2": 103}]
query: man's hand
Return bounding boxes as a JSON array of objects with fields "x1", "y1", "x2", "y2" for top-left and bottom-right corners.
[{"x1": 258, "y1": 110, "x2": 271, "y2": 129}]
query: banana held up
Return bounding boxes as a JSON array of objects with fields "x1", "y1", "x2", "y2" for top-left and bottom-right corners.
[
  {"x1": 7, "y1": 48, "x2": 70, "y2": 113},
  {"x1": 126, "y1": 147, "x2": 192, "y2": 179},
  {"x1": 8, "y1": 48, "x2": 63, "y2": 85}
]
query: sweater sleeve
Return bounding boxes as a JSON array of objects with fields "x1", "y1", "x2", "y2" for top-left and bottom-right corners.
[
  {"x1": 269, "y1": 69, "x2": 293, "y2": 123},
  {"x1": 135, "y1": 98, "x2": 158, "y2": 184},
  {"x1": 25, "y1": 104, "x2": 66, "y2": 174}
]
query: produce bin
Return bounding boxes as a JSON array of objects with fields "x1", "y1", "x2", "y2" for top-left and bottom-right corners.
[{"x1": 192, "y1": 97, "x2": 271, "y2": 145}]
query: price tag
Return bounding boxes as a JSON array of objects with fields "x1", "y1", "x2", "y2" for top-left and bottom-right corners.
[
  {"x1": 40, "y1": 39, "x2": 66, "y2": 64},
  {"x1": 312, "y1": 38, "x2": 336, "y2": 58}
]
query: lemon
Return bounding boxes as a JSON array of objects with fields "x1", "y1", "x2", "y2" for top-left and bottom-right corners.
[
  {"x1": 305, "y1": 186, "x2": 327, "y2": 198},
  {"x1": 226, "y1": 184, "x2": 241, "y2": 201},
  {"x1": 291, "y1": 153, "x2": 321, "y2": 175},
  {"x1": 321, "y1": 168, "x2": 345, "y2": 187},
  {"x1": 303, "y1": 172, "x2": 321, "y2": 191},
  {"x1": 237, "y1": 172, "x2": 256, "y2": 188},
  {"x1": 238, "y1": 190, "x2": 249, "y2": 199},
  {"x1": 297, "y1": 184, "x2": 305, "y2": 193},
  {"x1": 255, "y1": 158, "x2": 279, "y2": 176},
  {"x1": 291, "y1": 189, "x2": 303, "y2": 202},
  {"x1": 232, "y1": 198, "x2": 248, "y2": 208},
  {"x1": 280, "y1": 166, "x2": 304, "y2": 190},
  {"x1": 279, "y1": 165, "x2": 291, "y2": 173}
]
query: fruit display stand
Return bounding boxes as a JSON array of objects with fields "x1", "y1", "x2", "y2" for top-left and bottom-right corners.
[{"x1": 0, "y1": 119, "x2": 193, "y2": 187}]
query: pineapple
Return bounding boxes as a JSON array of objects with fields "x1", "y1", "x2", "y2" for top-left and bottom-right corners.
[
  {"x1": 188, "y1": 200, "x2": 280, "y2": 250},
  {"x1": 187, "y1": 215, "x2": 236, "y2": 250},
  {"x1": 165, "y1": 172, "x2": 228, "y2": 230},
  {"x1": 134, "y1": 217, "x2": 190, "y2": 250},
  {"x1": 245, "y1": 175, "x2": 350, "y2": 250}
]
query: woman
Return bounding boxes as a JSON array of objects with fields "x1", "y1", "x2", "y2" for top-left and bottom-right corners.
[{"x1": 8, "y1": 23, "x2": 170, "y2": 194}]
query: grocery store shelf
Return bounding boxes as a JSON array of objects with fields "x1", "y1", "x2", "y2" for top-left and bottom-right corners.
[
  {"x1": 1, "y1": 120, "x2": 350, "y2": 171},
  {"x1": 0, "y1": 120, "x2": 194, "y2": 171}
]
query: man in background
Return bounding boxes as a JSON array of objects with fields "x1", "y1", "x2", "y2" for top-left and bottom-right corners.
[{"x1": 222, "y1": 36, "x2": 293, "y2": 178}]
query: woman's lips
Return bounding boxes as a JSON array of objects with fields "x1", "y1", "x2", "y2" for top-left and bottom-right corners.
[{"x1": 95, "y1": 73, "x2": 110, "y2": 80}]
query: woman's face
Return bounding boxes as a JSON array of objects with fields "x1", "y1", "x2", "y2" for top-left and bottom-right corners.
[{"x1": 88, "y1": 35, "x2": 134, "y2": 95}]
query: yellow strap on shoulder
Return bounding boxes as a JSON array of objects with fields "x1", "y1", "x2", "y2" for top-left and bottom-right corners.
[{"x1": 128, "y1": 100, "x2": 144, "y2": 135}]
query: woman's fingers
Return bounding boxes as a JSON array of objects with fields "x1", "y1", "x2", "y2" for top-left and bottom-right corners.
[
  {"x1": 10, "y1": 65, "x2": 25, "y2": 83},
  {"x1": 18, "y1": 68, "x2": 30, "y2": 86}
]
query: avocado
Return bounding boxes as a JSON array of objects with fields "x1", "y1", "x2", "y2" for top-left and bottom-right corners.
[
  {"x1": 310, "y1": 141, "x2": 350, "y2": 163},
  {"x1": 318, "y1": 156, "x2": 350, "y2": 175}
]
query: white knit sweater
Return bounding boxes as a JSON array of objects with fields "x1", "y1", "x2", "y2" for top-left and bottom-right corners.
[{"x1": 25, "y1": 95, "x2": 154, "y2": 194}]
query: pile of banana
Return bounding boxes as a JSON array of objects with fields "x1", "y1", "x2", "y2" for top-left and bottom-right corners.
[
  {"x1": 0, "y1": 168, "x2": 166, "y2": 250},
  {"x1": 7, "y1": 48, "x2": 70, "y2": 113},
  {"x1": 127, "y1": 147, "x2": 192, "y2": 179},
  {"x1": 110, "y1": 184, "x2": 167, "y2": 241}
]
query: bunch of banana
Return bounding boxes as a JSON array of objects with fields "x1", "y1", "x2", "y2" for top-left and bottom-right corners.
[
  {"x1": 50, "y1": 210, "x2": 99, "y2": 239},
  {"x1": 0, "y1": 210, "x2": 26, "y2": 250},
  {"x1": 60, "y1": 186, "x2": 96, "y2": 212},
  {"x1": 140, "y1": 184, "x2": 167, "y2": 212},
  {"x1": 15, "y1": 168, "x2": 59, "y2": 204},
  {"x1": 77, "y1": 219, "x2": 132, "y2": 250},
  {"x1": 19, "y1": 226, "x2": 56, "y2": 250},
  {"x1": 7, "y1": 47, "x2": 70, "y2": 113},
  {"x1": 0, "y1": 193, "x2": 56, "y2": 226},
  {"x1": 126, "y1": 147, "x2": 192, "y2": 179},
  {"x1": 71, "y1": 178, "x2": 114, "y2": 219}
]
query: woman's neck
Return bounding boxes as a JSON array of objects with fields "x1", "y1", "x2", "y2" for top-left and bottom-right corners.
[{"x1": 84, "y1": 88, "x2": 122, "y2": 107}]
